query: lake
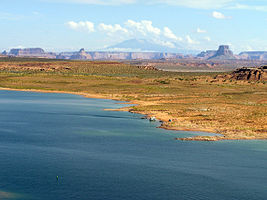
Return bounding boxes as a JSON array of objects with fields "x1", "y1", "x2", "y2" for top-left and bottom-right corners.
[{"x1": 0, "y1": 90, "x2": 266, "y2": 200}]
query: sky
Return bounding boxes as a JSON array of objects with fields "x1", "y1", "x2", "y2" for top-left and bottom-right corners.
[{"x1": 1, "y1": 0, "x2": 267, "y2": 53}]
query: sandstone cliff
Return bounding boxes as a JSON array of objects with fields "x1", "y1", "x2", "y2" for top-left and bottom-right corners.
[{"x1": 216, "y1": 66, "x2": 267, "y2": 81}]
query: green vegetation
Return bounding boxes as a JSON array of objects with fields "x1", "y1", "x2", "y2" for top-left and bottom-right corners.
[{"x1": 0, "y1": 56, "x2": 67, "y2": 62}]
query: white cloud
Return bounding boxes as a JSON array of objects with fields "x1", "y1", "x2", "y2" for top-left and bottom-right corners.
[
  {"x1": 236, "y1": 39, "x2": 267, "y2": 52},
  {"x1": 163, "y1": 27, "x2": 182, "y2": 41},
  {"x1": 98, "y1": 23, "x2": 128, "y2": 35},
  {"x1": 10, "y1": 45, "x2": 25, "y2": 49},
  {"x1": 0, "y1": 12, "x2": 24, "y2": 20},
  {"x1": 44, "y1": 0, "x2": 267, "y2": 12},
  {"x1": 124, "y1": 20, "x2": 183, "y2": 43},
  {"x1": 125, "y1": 20, "x2": 161, "y2": 36},
  {"x1": 197, "y1": 28, "x2": 206, "y2": 33},
  {"x1": 66, "y1": 19, "x2": 185, "y2": 49},
  {"x1": 186, "y1": 35, "x2": 198, "y2": 44},
  {"x1": 67, "y1": 20, "x2": 177, "y2": 40},
  {"x1": 212, "y1": 11, "x2": 231, "y2": 19},
  {"x1": 124, "y1": 20, "x2": 182, "y2": 42},
  {"x1": 153, "y1": 39, "x2": 176, "y2": 48},
  {"x1": 229, "y1": 3, "x2": 267, "y2": 12},
  {"x1": 33, "y1": 11, "x2": 40, "y2": 15},
  {"x1": 144, "y1": 21, "x2": 161, "y2": 35},
  {"x1": 125, "y1": 20, "x2": 145, "y2": 35},
  {"x1": 243, "y1": 45, "x2": 254, "y2": 51},
  {"x1": 204, "y1": 36, "x2": 211, "y2": 41},
  {"x1": 45, "y1": 0, "x2": 136, "y2": 5},
  {"x1": 66, "y1": 21, "x2": 95, "y2": 32},
  {"x1": 152, "y1": 0, "x2": 234, "y2": 9}
]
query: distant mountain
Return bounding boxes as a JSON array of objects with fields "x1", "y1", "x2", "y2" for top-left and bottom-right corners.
[{"x1": 106, "y1": 39, "x2": 198, "y2": 55}]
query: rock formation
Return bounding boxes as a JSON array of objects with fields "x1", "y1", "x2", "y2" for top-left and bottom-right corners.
[
  {"x1": 196, "y1": 45, "x2": 236, "y2": 60},
  {"x1": 10, "y1": 48, "x2": 44, "y2": 56},
  {"x1": 59, "y1": 50, "x2": 184, "y2": 60},
  {"x1": 1, "y1": 50, "x2": 7, "y2": 55},
  {"x1": 197, "y1": 50, "x2": 217, "y2": 59},
  {"x1": 208, "y1": 45, "x2": 236, "y2": 60},
  {"x1": 8, "y1": 48, "x2": 56, "y2": 58},
  {"x1": 216, "y1": 66, "x2": 267, "y2": 81},
  {"x1": 238, "y1": 51, "x2": 267, "y2": 61},
  {"x1": 70, "y1": 48, "x2": 92, "y2": 60},
  {"x1": 5, "y1": 45, "x2": 267, "y2": 62}
]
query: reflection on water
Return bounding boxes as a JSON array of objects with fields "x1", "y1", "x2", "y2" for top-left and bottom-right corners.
[{"x1": 0, "y1": 190, "x2": 22, "y2": 199}]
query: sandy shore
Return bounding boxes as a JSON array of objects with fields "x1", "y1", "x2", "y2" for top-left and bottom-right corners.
[{"x1": 1, "y1": 87, "x2": 265, "y2": 142}]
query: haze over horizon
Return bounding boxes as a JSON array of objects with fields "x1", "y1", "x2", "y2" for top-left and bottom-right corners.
[{"x1": 1, "y1": 0, "x2": 267, "y2": 53}]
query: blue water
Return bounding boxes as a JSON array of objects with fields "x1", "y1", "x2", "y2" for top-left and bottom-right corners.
[{"x1": 0, "y1": 90, "x2": 267, "y2": 200}]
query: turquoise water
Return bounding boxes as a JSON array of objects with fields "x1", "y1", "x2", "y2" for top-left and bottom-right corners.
[{"x1": 0, "y1": 90, "x2": 267, "y2": 200}]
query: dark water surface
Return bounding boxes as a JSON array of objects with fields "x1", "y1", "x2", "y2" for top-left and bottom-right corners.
[{"x1": 0, "y1": 90, "x2": 266, "y2": 200}]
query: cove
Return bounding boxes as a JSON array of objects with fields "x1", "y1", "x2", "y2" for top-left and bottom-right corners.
[{"x1": 0, "y1": 90, "x2": 266, "y2": 200}]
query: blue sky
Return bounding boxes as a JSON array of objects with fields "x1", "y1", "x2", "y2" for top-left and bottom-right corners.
[{"x1": 1, "y1": 0, "x2": 267, "y2": 53}]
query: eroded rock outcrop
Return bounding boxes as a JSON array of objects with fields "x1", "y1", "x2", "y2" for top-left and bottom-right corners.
[
  {"x1": 70, "y1": 48, "x2": 92, "y2": 60},
  {"x1": 197, "y1": 50, "x2": 217, "y2": 59},
  {"x1": 216, "y1": 66, "x2": 267, "y2": 81}
]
